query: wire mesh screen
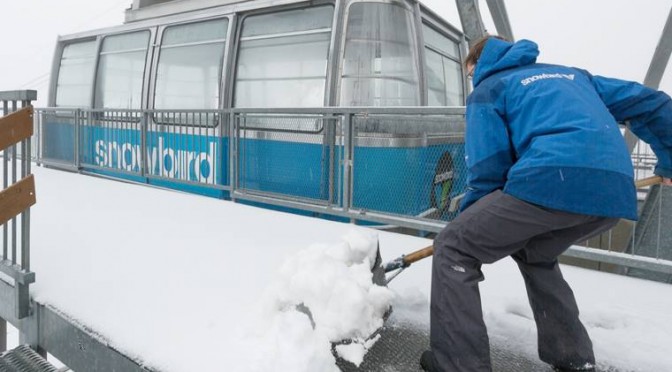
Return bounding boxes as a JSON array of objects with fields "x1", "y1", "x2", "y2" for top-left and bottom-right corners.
[
  {"x1": 562, "y1": 138, "x2": 671, "y2": 282},
  {"x1": 235, "y1": 114, "x2": 342, "y2": 205},
  {"x1": 628, "y1": 140, "x2": 671, "y2": 280},
  {"x1": 147, "y1": 111, "x2": 225, "y2": 187},
  {"x1": 35, "y1": 109, "x2": 79, "y2": 167},
  {"x1": 350, "y1": 114, "x2": 466, "y2": 221},
  {"x1": 626, "y1": 184, "x2": 672, "y2": 282}
]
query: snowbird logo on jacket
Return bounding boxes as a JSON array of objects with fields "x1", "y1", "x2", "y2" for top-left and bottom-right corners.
[{"x1": 520, "y1": 73, "x2": 575, "y2": 86}]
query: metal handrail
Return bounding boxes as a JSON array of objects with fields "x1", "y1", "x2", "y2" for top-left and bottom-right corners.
[{"x1": 29, "y1": 106, "x2": 672, "y2": 280}]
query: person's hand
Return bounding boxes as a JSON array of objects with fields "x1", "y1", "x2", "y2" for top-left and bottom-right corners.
[{"x1": 663, "y1": 177, "x2": 672, "y2": 186}]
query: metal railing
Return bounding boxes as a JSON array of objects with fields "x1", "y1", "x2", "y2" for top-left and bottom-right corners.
[
  {"x1": 33, "y1": 107, "x2": 468, "y2": 230},
  {"x1": 1, "y1": 91, "x2": 37, "y2": 353},
  {"x1": 31, "y1": 106, "x2": 672, "y2": 281}
]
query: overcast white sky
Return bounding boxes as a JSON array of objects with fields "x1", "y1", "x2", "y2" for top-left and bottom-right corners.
[{"x1": 0, "y1": 0, "x2": 670, "y2": 107}]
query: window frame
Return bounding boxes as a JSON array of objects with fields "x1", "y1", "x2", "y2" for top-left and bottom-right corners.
[
  {"x1": 419, "y1": 19, "x2": 468, "y2": 106},
  {"x1": 149, "y1": 17, "x2": 232, "y2": 112},
  {"x1": 337, "y1": 0, "x2": 422, "y2": 107},
  {"x1": 52, "y1": 38, "x2": 99, "y2": 108},
  {"x1": 232, "y1": 4, "x2": 336, "y2": 108},
  {"x1": 94, "y1": 30, "x2": 153, "y2": 110}
]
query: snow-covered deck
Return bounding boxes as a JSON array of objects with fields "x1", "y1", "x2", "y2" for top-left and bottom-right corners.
[{"x1": 5, "y1": 166, "x2": 672, "y2": 371}]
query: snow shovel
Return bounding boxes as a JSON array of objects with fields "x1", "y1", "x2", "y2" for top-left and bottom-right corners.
[{"x1": 377, "y1": 175, "x2": 664, "y2": 284}]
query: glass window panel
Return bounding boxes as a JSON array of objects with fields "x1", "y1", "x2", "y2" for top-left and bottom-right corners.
[
  {"x1": 62, "y1": 41, "x2": 96, "y2": 59},
  {"x1": 56, "y1": 40, "x2": 97, "y2": 107},
  {"x1": 340, "y1": 77, "x2": 418, "y2": 106},
  {"x1": 163, "y1": 19, "x2": 228, "y2": 46},
  {"x1": 340, "y1": 3, "x2": 419, "y2": 106},
  {"x1": 236, "y1": 80, "x2": 326, "y2": 107},
  {"x1": 154, "y1": 19, "x2": 228, "y2": 110},
  {"x1": 443, "y1": 58, "x2": 464, "y2": 105},
  {"x1": 425, "y1": 48, "x2": 447, "y2": 106},
  {"x1": 95, "y1": 31, "x2": 149, "y2": 109},
  {"x1": 241, "y1": 6, "x2": 333, "y2": 38},
  {"x1": 234, "y1": 7, "x2": 333, "y2": 108},
  {"x1": 422, "y1": 24, "x2": 460, "y2": 60},
  {"x1": 237, "y1": 33, "x2": 330, "y2": 80},
  {"x1": 101, "y1": 31, "x2": 151, "y2": 52},
  {"x1": 422, "y1": 23, "x2": 465, "y2": 106}
]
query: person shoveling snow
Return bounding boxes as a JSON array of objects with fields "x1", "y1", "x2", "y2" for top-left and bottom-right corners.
[{"x1": 420, "y1": 35, "x2": 672, "y2": 372}]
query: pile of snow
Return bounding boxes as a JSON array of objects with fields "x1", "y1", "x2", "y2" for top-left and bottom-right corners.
[{"x1": 238, "y1": 230, "x2": 393, "y2": 370}]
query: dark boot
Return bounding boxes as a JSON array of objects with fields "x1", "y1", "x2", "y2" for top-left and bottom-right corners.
[{"x1": 420, "y1": 350, "x2": 440, "y2": 372}]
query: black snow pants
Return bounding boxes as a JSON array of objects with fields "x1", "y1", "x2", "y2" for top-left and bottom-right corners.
[{"x1": 430, "y1": 190, "x2": 619, "y2": 371}]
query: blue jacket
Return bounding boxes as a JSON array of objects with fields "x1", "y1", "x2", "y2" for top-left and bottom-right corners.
[{"x1": 461, "y1": 38, "x2": 672, "y2": 220}]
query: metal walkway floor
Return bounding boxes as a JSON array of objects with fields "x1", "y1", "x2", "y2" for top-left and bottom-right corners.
[
  {"x1": 337, "y1": 322, "x2": 621, "y2": 372},
  {"x1": 0, "y1": 346, "x2": 58, "y2": 372}
]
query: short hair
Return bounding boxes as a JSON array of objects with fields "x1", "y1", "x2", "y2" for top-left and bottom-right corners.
[{"x1": 464, "y1": 35, "x2": 508, "y2": 68}]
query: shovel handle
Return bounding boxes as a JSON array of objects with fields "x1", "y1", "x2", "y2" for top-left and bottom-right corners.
[
  {"x1": 635, "y1": 175, "x2": 663, "y2": 188},
  {"x1": 403, "y1": 245, "x2": 434, "y2": 266}
]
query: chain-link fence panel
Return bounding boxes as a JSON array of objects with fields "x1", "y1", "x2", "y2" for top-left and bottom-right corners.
[
  {"x1": 235, "y1": 114, "x2": 342, "y2": 206},
  {"x1": 350, "y1": 114, "x2": 466, "y2": 223},
  {"x1": 34, "y1": 108, "x2": 79, "y2": 167}
]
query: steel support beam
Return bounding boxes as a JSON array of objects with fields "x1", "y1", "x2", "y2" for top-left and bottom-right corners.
[
  {"x1": 0, "y1": 317, "x2": 6, "y2": 353},
  {"x1": 485, "y1": 0, "x2": 514, "y2": 41},
  {"x1": 644, "y1": 6, "x2": 672, "y2": 90},
  {"x1": 626, "y1": 6, "x2": 672, "y2": 151},
  {"x1": 455, "y1": 0, "x2": 487, "y2": 46}
]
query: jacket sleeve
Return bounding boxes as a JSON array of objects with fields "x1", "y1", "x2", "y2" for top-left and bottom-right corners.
[
  {"x1": 460, "y1": 91, "x2": 515, "y2": 212},
  {"x1": 589, "y1": 74, "x2": 672, "y2": 178}
]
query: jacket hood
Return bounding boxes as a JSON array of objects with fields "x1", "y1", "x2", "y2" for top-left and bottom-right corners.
[{"x1": 472, "y1": 39, "x2": 539, "y2": 86}]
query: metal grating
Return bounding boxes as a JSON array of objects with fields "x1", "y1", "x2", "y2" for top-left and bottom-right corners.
[
  {"x1": 0, "y1": 345, "x2": 58, "y2": 372},
  {"x1": 335, "y1": 322, "x2": 550, "y2": 372}
]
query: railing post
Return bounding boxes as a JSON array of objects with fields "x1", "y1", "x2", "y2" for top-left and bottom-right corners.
[
  {"x1": 221, "y1": 109, "x2": 227, "y2": 191},
  {"x1": 1, "y1": 98, "x2": 10, "y2": 356},
  {"x1": 34, "y1": 108, "x2": 40, "y2": 165},
  {"x1": 229, "y1": 110, "x2": 237, "y2": 202},
  {"x1": 21, "y1": 156, "x2": 31, "y2": 268},
  {"x1": 2, "y1": 100, "x2": 8, "y2": 259},
  {"x1": 141, "y1": 111, "x2": 148, "y2": 178},
  {"x1": 326, "y1": 116, "x2": 336, "y2": 206},
  {"x1": 21, "y1": 100, "x2": 31, "y2": 272},
  {"x1": 75, "y1": 109, "x2": 81, "y2": 170},
  {"x1": 11, "y1": 101, "x2": 18, "y2": 267},
  {"x1": 342, "y1": 113, "x2": 353, "y2": 214}
]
